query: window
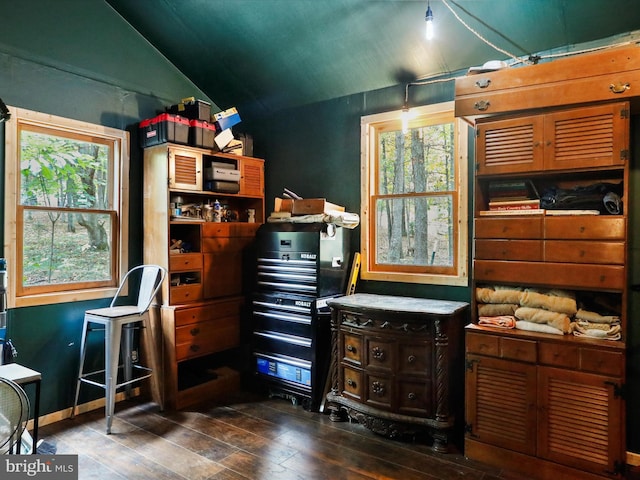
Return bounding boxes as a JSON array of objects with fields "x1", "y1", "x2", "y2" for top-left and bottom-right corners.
[
  {"x1": 360, "y1": 101, "x2": 468, "y2": 286},
  {"x1": 4, "y1": 107, "x2": 129, "y2": 307}
]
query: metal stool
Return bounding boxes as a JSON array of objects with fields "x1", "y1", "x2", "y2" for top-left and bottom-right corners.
[{"x1": 71, "y1": 265, "x2": 165, "y2": 434}]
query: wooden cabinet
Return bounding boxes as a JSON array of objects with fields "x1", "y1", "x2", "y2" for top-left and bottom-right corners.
[
  {"x1": 457, "y1": 48, "x2": 633, "y2": 479},
  {"x1": 476, "y1": 102, "x2": 629, "y2": 176},
  {"x1": 454, "y1": 44, "x2": 640, "y2": 118},
  {"x1": 325, "y1": 293, "x2": 469, "y2": 453},
  {"x1": 143, "y1": 143, "x2": 265, "y2": 409},
  {"x1": 466, "y1": 327, "x2": 626, "y2": 479}
]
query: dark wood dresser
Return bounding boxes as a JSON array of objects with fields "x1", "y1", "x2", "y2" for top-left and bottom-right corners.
[{"x1": 325, "y1": 293, "x2": 469, "y2": 452}]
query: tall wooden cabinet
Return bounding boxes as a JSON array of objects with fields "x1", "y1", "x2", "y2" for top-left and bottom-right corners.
[
  {"x1": 456, "y1": 47, "x2": 633, "y2": 479},
  {"x1": 143, "y1": 143, "x2": 264, "y2": 409}
]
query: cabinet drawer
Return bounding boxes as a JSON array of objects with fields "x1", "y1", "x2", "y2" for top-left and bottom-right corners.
[
  {"x1": 365, "y1": 337, "x2": 394, "y2": 372},
  {"x1": 474, "y1": 260, "x2": 625, "y2": 290},
  {"x1": 365, "y1": 373, "x2": 392, "y2": 410},
  {"x1": 174, "y1": 297, "x2": 243, "y2": 327},
  {"x1": 475, "y1": 239, "x2": 542, "y2": 261},
  {"x1": 501, "y1": 337, "x2": 537, "y2": 362},
  {"x1": 579, "y1": 348, "x2": 623, "y2": 377},
  {"x1": 544, "y1": 216, "x2": 625, "y2": 240},
  {"x1": 176, "y1": 317, "x2": 240, "y2": 361},
  {"x1": 544, "y1": 240, "x2": 625, "y2": 265},
  {"x1": 170, "y1": 284, "x2": 203, "y2": 304},
  {"x1": 398, "y1": 380, "x2": 431, "y2": 417},
  {"x1": 341, "y1": 366, "x2": 362, "y2": 400},
  {"x1": 466, "y1": 332, "x2": 500, "y2": 356},
  {"x1": 342, "y1": 332, "x2": 363, "y2": 365},
  {"x1": 538, "y1": 342, "x2": 579, "y2": 369},
  {"x1": 398, "y1": 343, "x2": 431, "y2": 376},
  {"x1": 169, "y1": 253, "x2": 203, "y2": 271},
  {"x1": 475, "y1": 217, "x2": 542, "y2": 239}
]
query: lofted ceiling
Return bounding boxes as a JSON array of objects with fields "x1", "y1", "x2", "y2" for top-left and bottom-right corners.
[{"x1": 105, "y1": 0, "x2": 640, "y2": 119}]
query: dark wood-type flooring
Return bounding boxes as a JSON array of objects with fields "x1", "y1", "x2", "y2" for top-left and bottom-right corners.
[{"x1": 39, "y1": 391, "x2": 538, "y2": 480}]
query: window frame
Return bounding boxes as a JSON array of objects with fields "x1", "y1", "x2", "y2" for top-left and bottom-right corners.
[
  {"x1": 360, "y1": 101, "x2": 468, "y2": 286},
  {"x1": 4, "y1": 107, "x2": 130, "y2": 307}
]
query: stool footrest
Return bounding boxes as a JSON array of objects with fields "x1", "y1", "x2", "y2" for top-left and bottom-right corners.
[{"x1": 79, "y1": 364, "x2": 153, "y2": 390}]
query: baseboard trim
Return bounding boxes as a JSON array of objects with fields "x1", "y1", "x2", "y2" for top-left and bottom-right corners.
[{"x1": 28, "y1": 388, "x2": 142, "y2": 430}]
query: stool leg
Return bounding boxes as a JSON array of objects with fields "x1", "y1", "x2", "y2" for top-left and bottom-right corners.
[
  {"x1": 105, "y1": 320, "x2": 122, "y2": 435},
  {"x1": 71, "y1": 318, "x2": 90, "y2": 419},
  {"x1": 122, "y1": 324, "x2": 134, "y2": 399}
]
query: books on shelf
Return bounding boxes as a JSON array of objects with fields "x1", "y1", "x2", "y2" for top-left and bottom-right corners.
[
  {"x1": 488, "y1": 199, "x2": 540, "y2": 210},
  {"x1": 488, "y1": 179, "x2": 539, "y2": 201},
  {"x1": 479, "y1": 209, "x2": 545, "y2": 216},
  {"x1": 478, "y1": 209, "x2": 601, "y2": 216}
]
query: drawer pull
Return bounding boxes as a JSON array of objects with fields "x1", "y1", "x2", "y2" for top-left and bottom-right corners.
[
  {"x1": 609, "y1": 82, "x2": 630, "y2": 94},
  {"x1": 347, "y1": 378, "x2": 356, "y2": 387},
  {"x1": 474, "y1": 100, "x2": 490, "y2": 111},
  {"x1": 346, "y1": 344, "x2": 355, "y2": 353},
  {"x1": 475, "y1": 78, "x2": 491, "y2": 89},
  {"x1": 372, "y1": 381, "x2": 385, "y2": 396},
  {"x1": 190, "y1": 327, "x2": 200, "y2": 336},
  {"x1": 372, "y1": 346, "x2": 386, "y2": 361},
  {"x1": 408, "y1": 392, "x2": 416, "y2": 400},
  {"x1": 407, "y1": 355, "x2": 416, "y2": 363},
  {"x1": 190, "y1": 344, "x2": 200, "y2": 352}
]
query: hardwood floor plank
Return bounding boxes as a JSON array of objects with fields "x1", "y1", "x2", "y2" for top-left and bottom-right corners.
[{"x1": 35, "y1": 393, "x2": 534, "y2": 480}]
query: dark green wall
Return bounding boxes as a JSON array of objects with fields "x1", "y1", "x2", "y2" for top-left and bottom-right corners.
[{"x1": 0, "y1": 1, "x2": 212, "y2": 417}]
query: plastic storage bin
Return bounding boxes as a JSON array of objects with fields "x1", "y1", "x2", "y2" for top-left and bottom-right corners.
[
  {"x1": 188, "y1": 120, "x2": 217, "y2": 149},
  {"x1": 139, "y1": 113, "x2": 189, "y2": 147}
]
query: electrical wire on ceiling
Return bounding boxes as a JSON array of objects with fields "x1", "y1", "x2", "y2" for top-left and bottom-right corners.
[{"x1": 441, "y1": 0, "x2": 637, "y2": 67}]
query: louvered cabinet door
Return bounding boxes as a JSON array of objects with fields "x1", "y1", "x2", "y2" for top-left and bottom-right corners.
[
  {"x1": 544, "y1": 102, "x2": 629, "y2": 171},
  {"x1": 476, "y1": 115, "x2": 544, "y2": 175},
  {"x1": 465, "y1": 354, "x2": 538, "y2": 455},
  {"x1": 537, "y1": 367, "x2": 624, "y2": 477},
  {"x1": 168, "y1": 147, "x2": 203, "y2": 191}
]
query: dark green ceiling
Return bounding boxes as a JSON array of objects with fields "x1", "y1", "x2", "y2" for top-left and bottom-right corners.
[{"x1": 105, "y1": 0, "x2": 640, "y2": 118}]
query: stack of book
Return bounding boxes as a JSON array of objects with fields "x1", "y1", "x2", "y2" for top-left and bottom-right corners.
[{"x1": 480, "y1": 179, "x2": 543, "y2": 215}]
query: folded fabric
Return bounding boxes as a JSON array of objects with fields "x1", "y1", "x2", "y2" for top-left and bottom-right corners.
[
  {"x1": 573, "y1": 321, "x2": 621, "y2": 340},
  {"x1": 477, "y1": 303, "x2": 518, "y2": 317},
  {"x1": 515, "y1": 307, "x2": 572, "y2": 334},
  {"x1": 515, "y1": 320, "x2": 564, "y2": 335},
  {"x1": 519, "y1": 290, "x2": 577, "y2": 316},
  {"x1": 478, "y1": 315, "x2": 516, "y2": 329},
  {"x1": 476, "y1": 287, "x2": 522, "y2": 305},
  {"x1": 575, "y1": 308, "x2": 620, "y2": 324}
]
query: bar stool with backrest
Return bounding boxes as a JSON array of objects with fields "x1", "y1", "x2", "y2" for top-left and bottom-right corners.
[{"x1": 71, "y1": 264, "x2": 166, "y2": 434}]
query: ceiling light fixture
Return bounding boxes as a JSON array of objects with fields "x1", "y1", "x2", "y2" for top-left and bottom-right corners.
[{"x1": 425, "y1": 1, "x2": 434, "y2": 40}]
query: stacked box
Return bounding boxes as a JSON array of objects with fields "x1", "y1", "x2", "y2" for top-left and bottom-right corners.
[
  {"x1": 139, "y1": 113, "x2": 190, "y2": 148},
  {"x1": 166, "y1": 98, "x2": 211, "y2": 121},
  {"x1": 188, "y1": 120, "x2": 217, "y2": 149},
  {"x1": 214, "y1": 107, "x2": 241, "y2": 131}
]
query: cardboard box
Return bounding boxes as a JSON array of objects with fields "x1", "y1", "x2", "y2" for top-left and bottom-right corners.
[
  {"x1": 214, "y1": 107, "x2": 241, "y2": 131},
  {"x1": 274, "y1": 197, "x2": 345, "y2": 215}
]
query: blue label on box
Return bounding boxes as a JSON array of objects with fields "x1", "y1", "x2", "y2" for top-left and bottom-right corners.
[{"x1": 256, "y1": 357, "x2": 311, "y2": 386}]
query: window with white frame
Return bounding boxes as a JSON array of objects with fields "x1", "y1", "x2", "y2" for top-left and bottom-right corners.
[
  {"x1": 4, "y1": 107, "x2": 129, "y2": 307},
  {"x1": 360, "y1": 101, "x2": 468, "y2": 286}
]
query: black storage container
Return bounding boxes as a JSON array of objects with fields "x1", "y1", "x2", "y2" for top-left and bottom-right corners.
[
  {"x1": 139, "y1": 113, "x2": 189, "y2": 148},
  {"x1": 166, "y1": 98, "x2": 211, "y2": 121}
]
